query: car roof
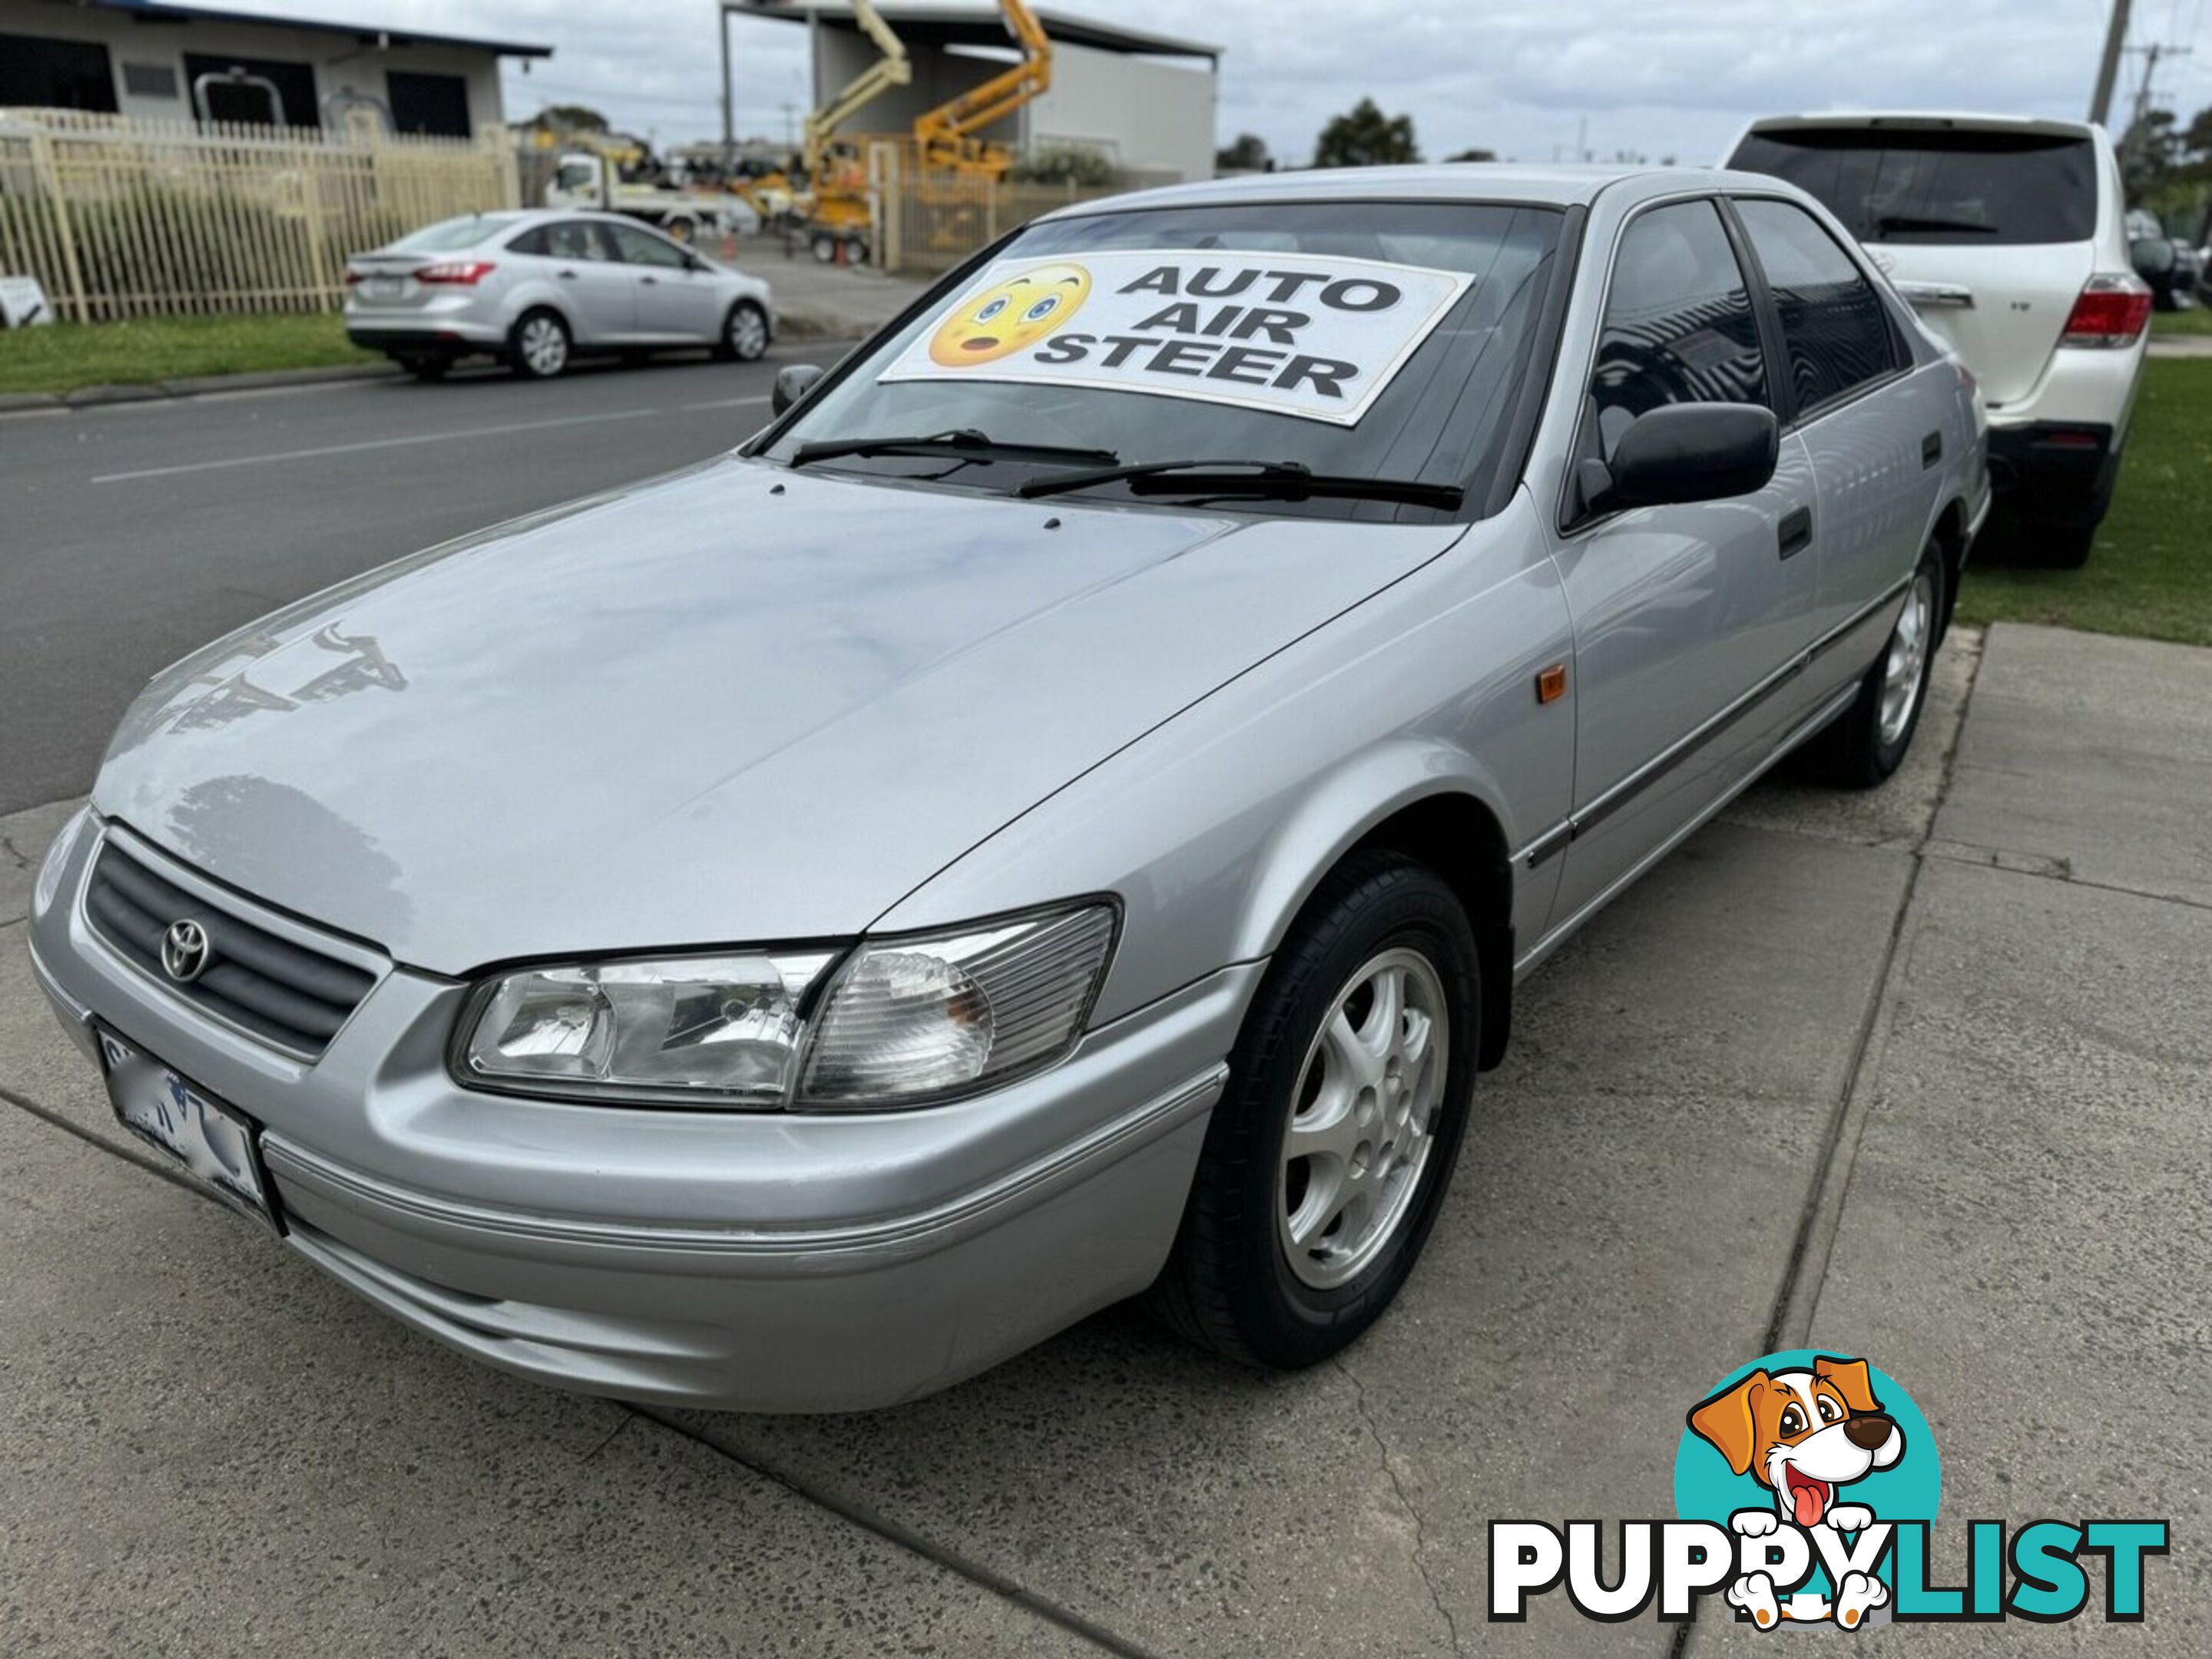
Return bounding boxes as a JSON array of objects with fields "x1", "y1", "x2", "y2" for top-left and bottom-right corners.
[
  {"x1": 1039, "y1": 163, "x2": 1756, "y2": 221},
  {"x1": 1740, "y1": 111, "x2": 2098, "y2": 141}
]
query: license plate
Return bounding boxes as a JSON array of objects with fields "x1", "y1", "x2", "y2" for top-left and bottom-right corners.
[
  {"x1": 359, "y1": 276, "x2": 402, "y2": 300},
  {"x1": 98, "y1": 1028, "x2": 280, "y2": 1232}
]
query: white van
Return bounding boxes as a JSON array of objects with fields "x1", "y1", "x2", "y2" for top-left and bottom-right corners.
[{"x1": 1727, "y1": 114, "x2": 2150, "y2": 567}]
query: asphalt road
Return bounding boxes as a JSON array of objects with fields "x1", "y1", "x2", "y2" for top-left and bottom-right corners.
[{"x1": 0, "y1": 352, "x2": 816, "y2": 814}]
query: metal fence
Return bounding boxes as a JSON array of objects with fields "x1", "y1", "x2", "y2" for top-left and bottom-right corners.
[
  {"x1": 0, "y1": 109, "x2": 518, "y2": 323},
  {"x1": 869, "y1": 143, "x2": 1172, "y2": 275}
]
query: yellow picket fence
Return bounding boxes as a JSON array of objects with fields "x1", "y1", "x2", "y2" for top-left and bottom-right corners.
[{"x1": 0, "y1": 108, "x2": 518, "y2": 323}]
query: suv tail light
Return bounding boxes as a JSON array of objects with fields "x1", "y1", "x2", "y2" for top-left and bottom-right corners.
[
  {"x1": 413, "y1": 260, "x2": 497, "y2": 286},
  {"x1": 2060, "y1": 274, "x2": 2152, "y2": 348}
]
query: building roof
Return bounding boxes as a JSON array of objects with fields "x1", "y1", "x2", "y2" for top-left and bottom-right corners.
[
  {"x1": 728, "y1": 2, "x2": 1220, "y2": 61},
  {"x1": 62, "y1": 0, "x2": 554, "y2": 58}
]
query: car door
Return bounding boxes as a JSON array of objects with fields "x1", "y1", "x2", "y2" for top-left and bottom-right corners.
[
  {"x1": 607, "y1": 221, "x2": 722, "y2": 341},
  {"x1": 1544, "y1": 197, "x2": 1820, "y2": 932},
  {"x1": 528, "y1": 220, "x2": 634, "y2": 344},
  {"x1": 1730, "y1": 196, "x2": 1945, "y2": 705}
]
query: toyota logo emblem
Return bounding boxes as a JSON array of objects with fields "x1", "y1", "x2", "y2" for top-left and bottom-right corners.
[{"x1": 161, "y1": 919, "x2": 212, "y2": 984}]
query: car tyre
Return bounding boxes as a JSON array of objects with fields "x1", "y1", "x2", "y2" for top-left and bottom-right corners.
[
  {"x1": 1806, "y1": 543, "x2": 1943, "y2": 789},
  {"x1": 508, "y1": 309, "x2": 571, "y2": 379},
  {"x1": 1148, "y1": 848, "x2": 1479, "y2": 1369},
  {"x1": 715, "y1": 300, "x2": 770, "y2": 363},
  {"x1": 397, "y1": 353, "x2": 449, "y2": 382}
]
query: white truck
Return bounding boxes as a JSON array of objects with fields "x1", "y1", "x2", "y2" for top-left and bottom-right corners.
[{"x1": 541, "y1": 152, "x2": 757, "y2": 243}]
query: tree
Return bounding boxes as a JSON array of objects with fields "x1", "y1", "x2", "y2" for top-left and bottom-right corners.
[
  {"x1": 1313, "y1": 98, "x2": 1419, "y2": 169},
  {"x1": 1013, "y1": 143, "x2": 1116, "y2": 186},
  {"x1": 1444, "y1": 147, "x2": 1497, "y2": 164},
  {"x1": 1215, "y1": 132, "x2": 1272, "y2": 172},
  {"x1": 530, "y1": 104, "x2": 610, "y2": 135}
]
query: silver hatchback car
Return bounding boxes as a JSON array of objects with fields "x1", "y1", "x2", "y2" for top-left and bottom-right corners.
[
  {"x1": 343, "y1": 208, "x2": 775, "y2": 380},
  {"x1": 33, "y1": 166, "x2": 1986, "y2": 1412}
]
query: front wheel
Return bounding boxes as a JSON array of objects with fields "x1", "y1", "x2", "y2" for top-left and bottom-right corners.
[
  {"x1": 1805, "y1": 546, "x2": 1942, "y2": 789},
  {"x1": 1148, "y1": 849, "x2": 1479, "y2": 1369},
  {"x1": 714, "y1": 300, "x2": 770, "y2": 362},
  {"x1": 508, "y1": 310, "x2": 571, "y2": 379}
]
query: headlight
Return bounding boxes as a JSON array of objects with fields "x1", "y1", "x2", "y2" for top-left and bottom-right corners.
[
  {"x1": 459, "y1": 951, "x2": 836, "y2": 1106},
  {"x1": 455, "y1": 902, "x2": 1116, "y2": 1111}
]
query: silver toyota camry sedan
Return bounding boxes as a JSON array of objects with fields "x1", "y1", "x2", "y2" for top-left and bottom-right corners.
[{"x1": 31, "y1": 165, "x2": 1987, "y2": 1412}]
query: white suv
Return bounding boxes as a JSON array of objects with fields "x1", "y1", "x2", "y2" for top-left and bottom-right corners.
[{"x1": 1727, "y1": 114, "x2": 2150, "y2": 567}]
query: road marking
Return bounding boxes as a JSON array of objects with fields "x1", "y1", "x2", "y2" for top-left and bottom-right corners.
[{"x1": 91, "y1": 404, "x2": 694, "y2": 483}]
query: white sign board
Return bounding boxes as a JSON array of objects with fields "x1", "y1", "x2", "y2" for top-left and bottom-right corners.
[
  {"x1": 0, "y1": 274, "x2": 53, "y2": 327},
  {"x1": 877, "y1": 249, "x2": 1473, "y2": 426}
]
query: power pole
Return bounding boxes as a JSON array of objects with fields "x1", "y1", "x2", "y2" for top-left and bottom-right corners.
[
  {"x1": 2121, "y1": 41, "x2": 2194, "y2": 171},
  {"x1": 2091, "y1": 0, "x2": 2131, "y2": 126},
  {"x1": 718, "y1": 2, "x2": 735, "y2": 164}
]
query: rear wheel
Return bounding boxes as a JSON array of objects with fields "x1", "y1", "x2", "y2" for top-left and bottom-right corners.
[
  {"x1": 397, "y1": 353, "x2": 449, "y2": 382},
  {"x1": 1805, "y1": 545, "x2": 1942, "y2": 789},
  {"x1": 1148, "y1": 849, "x2": 1479, "y2": 1369},
  {"x1": 508, "y1": 310, "x2": 571, "y2": 379}
]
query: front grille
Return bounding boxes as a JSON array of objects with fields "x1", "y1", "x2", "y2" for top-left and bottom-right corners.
[{"x1": 84, "y1": 841, "x2": 377, "y2": 1056}]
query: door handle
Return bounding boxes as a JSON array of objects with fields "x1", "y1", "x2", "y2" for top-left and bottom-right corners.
[
  {"x1": 640, "y1": 275, "x2": 660, "y2": 286},
  {"x1": 1921, "y1": 431, "x2": 1942, "y2": 469},
  {"x1": 557, "y1": 269, "x2": 577, "y2": 280},
  {"x1": 1777, "y1": 505, "x2": 1813, "y2": 560}
]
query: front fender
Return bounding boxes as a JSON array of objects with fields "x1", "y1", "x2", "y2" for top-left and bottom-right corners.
[{"x1": 874, "y1": 497, "x2": 1575, "y2": 1027}]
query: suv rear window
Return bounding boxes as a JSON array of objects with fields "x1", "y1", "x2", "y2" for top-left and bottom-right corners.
[{"x1": 1727, "y1": 128, "x2": 2096, "y2": 246}]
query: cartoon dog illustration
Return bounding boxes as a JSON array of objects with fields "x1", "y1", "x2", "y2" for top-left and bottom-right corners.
[{"x1": 1687, "y1": 1356, "x2": 1904, "y2": 1629}]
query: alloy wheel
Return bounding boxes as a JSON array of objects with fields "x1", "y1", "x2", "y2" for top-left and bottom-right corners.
[
  {"x1": 1277, "y1": 946, "x2": 1449, "y2": 1290},
  {"x1": 1877, "y1": 569, "x2": 1936, "y2": 748}
]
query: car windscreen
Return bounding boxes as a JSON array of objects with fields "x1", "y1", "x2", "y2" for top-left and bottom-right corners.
[
  {"x1": 762, "y1": 200, "x2": 1565, "y2": 518},
  {"x1": 1727, "y1": 129, "x2": 2097, "y2": 246},
  {"x1": 389, "y1": 214, "x2": 522, "y2": 253}
]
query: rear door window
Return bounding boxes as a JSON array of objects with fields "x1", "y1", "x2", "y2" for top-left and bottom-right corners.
[
  {"x1": 1727, "y1": 129, "x2": 2097, "y2": 246},
  {"x1": 608, "y1": 223, "x2": 690, "y2": 269},
  {"x1": 1589, "y1": 199, "x2": 1769, "y2": 457},
  {"x1": 1733, "y1": 198, "x2": 1900, "y2": 417}
]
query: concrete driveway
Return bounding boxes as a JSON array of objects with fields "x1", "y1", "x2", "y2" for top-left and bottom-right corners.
[{"x1": 2, "y1": 621, "x2": 2204, "y2": 1655}]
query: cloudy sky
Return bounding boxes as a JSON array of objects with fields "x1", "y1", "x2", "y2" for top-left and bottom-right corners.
[{"x1": 231, "y1": 0, "x2": 2210, "y2": 165}]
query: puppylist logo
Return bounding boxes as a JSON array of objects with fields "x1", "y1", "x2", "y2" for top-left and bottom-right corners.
[{"x1": 1490, "y1": 1352, "x2": 2168, "y2": 1629}]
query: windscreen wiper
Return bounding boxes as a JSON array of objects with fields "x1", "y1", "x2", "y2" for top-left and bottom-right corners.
[
  {"x1": 789, "y1": 428, "x2": 1119, "y2": 469},
  {"x1": 1872, "y1": 214, "x2": 1998, "y2": 237},
  {"x1": 1016, "y1": 458, "x2": 1464, "y2": 512}
]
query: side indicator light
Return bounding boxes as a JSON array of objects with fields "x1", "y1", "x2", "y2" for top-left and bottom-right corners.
[{"x1": 1536, "y1": 663, "x2": 1568, "y2": 704}]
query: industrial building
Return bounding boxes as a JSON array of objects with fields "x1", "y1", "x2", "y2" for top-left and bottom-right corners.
[
  {"x1": 0, "y1": 0, "x2": 548, "y2": 134},
  {"x1": 730, "y1": 0, "x2": 1221, "y2": 184}
]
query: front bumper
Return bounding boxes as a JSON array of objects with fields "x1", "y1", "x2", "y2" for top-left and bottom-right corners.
[{"x1": 29, "y1": 818, "x2": 1248, "y2": 1412}]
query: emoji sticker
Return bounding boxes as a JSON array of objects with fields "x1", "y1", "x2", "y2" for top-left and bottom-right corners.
[{"x1": 928, "y1": 262, "x2": 1093, "y2": 366}]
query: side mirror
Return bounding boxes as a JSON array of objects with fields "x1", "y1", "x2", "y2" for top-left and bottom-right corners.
[
  {"x1": 1578, "y1": 402, "x2": 1780, "y2": 515},
  {"x1": 771, "y1": 363, "x2": 823, "y2": 416}
]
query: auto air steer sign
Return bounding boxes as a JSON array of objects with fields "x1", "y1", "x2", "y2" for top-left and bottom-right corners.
[{"x1": 879, "y1": 250, "x2": 1474, "y2": 426}]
